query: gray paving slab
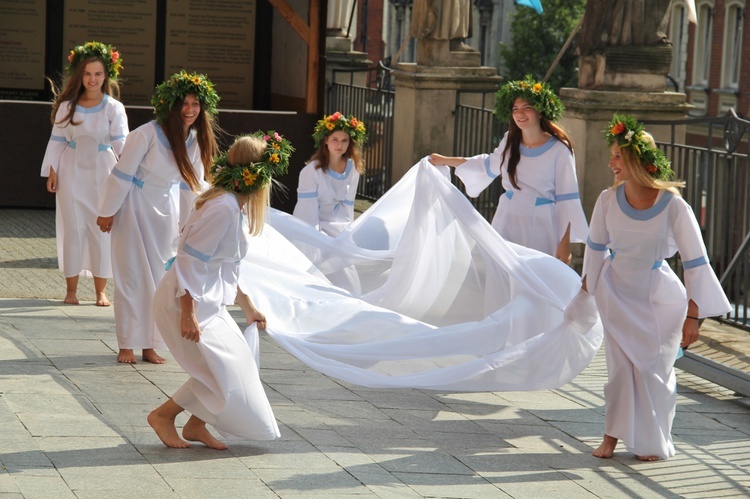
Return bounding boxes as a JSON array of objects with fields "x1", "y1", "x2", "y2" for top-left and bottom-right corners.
[{"x1": 2, "y1": 208, "x2": 750, "y2": 498}]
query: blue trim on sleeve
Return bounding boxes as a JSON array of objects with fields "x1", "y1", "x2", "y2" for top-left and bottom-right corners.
[
  {"x1": 112, "y1": 134, "x2": 126, "y2": 141},
  {"x1": 586, "y1": 237, "x2": 608, "y2": 251},
  {"x1": 682, "y1": 255, "x2": 708, "y2": 269},
  {"x1": 616, "y1": 184, "x2": 674, "y2": 220},
  {"x1": 112, "y1": 167, "x2": 134, "y2": 182},
  {"x1": 298, "y1": 191, "x2": 317, "y2": 199},
  {"x1": 520, "y1": 136, "x2": 557, "y2": 157},
  {"x1": 555, "y1": 192, "x2": 580, "y2": 202},
  {"x1": 342, "y1": 199, "x2": 355, "y2": 206},
  {"x1": 183, "y1": 243, "x2": 211, "y2": 262},
  {"x1": 98, "y1": 144, "x2": 112, "y2": 152},
  {"x1": 50, "y1": 135, "x2": 68, "y2": 142},
  {"x1": 484, "y1": 156, "x2": 498, "y2": 179},
  {"x1": 652, "y1": 260, "x2": 664, "y2": 269}
]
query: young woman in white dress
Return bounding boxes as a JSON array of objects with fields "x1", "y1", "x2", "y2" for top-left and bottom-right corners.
[
  {"x1": 96, "y1": 71, "x2": 219, "y2": 364},
  {"x1": 41, "y1": 41, "x2": 128, "y2": 306},
  {"x1": 148, "y1": 132, "x2": 292, "y2": 448},
  {"x1": 429, "y1": 76, "x2": 588, "y2": 263},
  {"x1": 293, "y1": 112, "x2": 367, "y2": 236},
  {"x1": 579, "y1": 115, "x2": 731, "y2": 461}
]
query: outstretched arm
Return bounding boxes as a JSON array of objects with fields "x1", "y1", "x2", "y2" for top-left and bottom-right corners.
[{"x1": 428, "y1": 153, "x2": 467, "y2": 168}]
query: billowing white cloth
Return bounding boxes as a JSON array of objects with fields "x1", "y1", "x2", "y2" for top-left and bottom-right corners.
[
  {"x1": 40, "y1": 95, "x2": 128, "y2": 278},
  {"x1": 583, "y1": 185, "x2": 731, "y2": 459},
  {"x1": 293, "y1": 158, "x2": 360, "y2": 236},
  {"x1": 154, "y1": 193, "x2": 279, "y2": 441},
  {"x1": 99, "y1": 121, "x2": 203, "y2": 350},
  {"x1": 455, "y1": 134, "x2": 588, "y2": 256},
  {"x1": 241, "y1": 159, "x2": 603, "y2": 392}
]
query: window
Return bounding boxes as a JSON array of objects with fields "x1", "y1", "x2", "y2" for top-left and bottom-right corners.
[
  {"x1": 722, "y1": 3, "x2": 744, "y2": 89},
  {"x1": 670, "y1": 3, "x2": 688, "y2": 91},
  {"x1": 693, "y1": 3, "x2": 713, "y2": 86}
]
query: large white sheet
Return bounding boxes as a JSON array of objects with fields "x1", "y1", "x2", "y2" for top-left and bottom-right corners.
[{"x1": 241, "y1": 159, "x2": 602, "y2": 392}]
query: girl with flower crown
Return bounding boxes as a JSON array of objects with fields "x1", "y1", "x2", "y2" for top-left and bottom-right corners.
[
  {"x1": 293, "y1": 112, "x2": 367, "y2": 236},
  {"x1": 429, "y1": 76, "x2": 588, "y2": 263},
  {"x1": 96, "y1": 71, "x2": 219, "y2": 364},
  {"x1": 577, "y1": 114, "x2": 730, "y2": 461},
  {"x1": 148, "y1": 133, "x2": 289, "y2": 448},
  {"x1": 41, "y1": 41, "x2": 128, "y2": 306}
]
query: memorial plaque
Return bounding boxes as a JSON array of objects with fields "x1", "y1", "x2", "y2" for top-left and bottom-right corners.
[
  {"x1": 0, "y1": 0, "x2": 46, "y2": 100},
  {"x1": 63, "y1": 0, "x2": 157, "y2": 105},
  {"x1": 165, "y1": 0, "x2": 256, "y2": 109}
]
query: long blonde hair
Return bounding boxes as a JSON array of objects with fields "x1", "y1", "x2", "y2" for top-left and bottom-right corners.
[
  {"x1": 613, "y1": 132, "x2": 685, "y2": 194},
  {"x1": 195, "y1": 135, "x2": 269, "y2": 236}
]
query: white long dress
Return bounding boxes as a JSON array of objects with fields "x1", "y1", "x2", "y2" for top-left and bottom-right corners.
[
  {"x1": 582, "y1": 185, "x2": 731, "y2": 459},
  {"x1": 456, "y1": 134, "x2": 588, "y2": 256},
  {"x1": 40, "y1": 95, "x2": 128, "y2": 278},
  {"x1": 293, "y1": 158, "x2": 360, "y2": 236},
  {"x1": 241, "y1": 160, "x2": 603, "y2": 392},
  {"x1": 153, "y1": 193, "x2": 280, "y2": 441},
  {"x1": 99, "y1": 121, "x2": 203, "y2": 350}
]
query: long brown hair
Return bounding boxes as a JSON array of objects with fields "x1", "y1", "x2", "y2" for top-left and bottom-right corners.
[
  {"x1": 501, "y1": 116, "x2": 573, "y2": 190},
  {"x1": 309, "y1": 133, "x2": 365, "y2": 174},
  {"x1": 49, "y1": 57, "x2": 121, "y2": 127},
  {"x1": 161, "y1": 96, "x2": 219, "y2": 192}
]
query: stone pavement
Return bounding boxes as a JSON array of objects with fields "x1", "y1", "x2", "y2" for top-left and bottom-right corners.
[{"x1": 1, "y1": 208, "x2": 749, "y2": 498}]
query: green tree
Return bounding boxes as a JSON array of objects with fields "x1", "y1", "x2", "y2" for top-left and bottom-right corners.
[{"x1": 499, "y1": 0, "x2": 586, "y2": 93}]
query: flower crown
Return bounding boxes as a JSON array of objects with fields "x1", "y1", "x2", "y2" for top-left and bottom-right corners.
[
  {"x1": 603, "y1": 114, "x2": 674, "y2": 180},
  {"x1": 494, "y1": 75, "x2": 564, "y2": 123},
  {"x1": 312, "y1": 112, "x2": 367, "y2": 148},
  {"x1": 67, "y1": 41, "x2": 122, "y2": 80},
  {"x1": 151, "y1": 70, "x2": 220, "y2": 124},
  {"x1": 210, "y1": 131, "x2": 294, "y2": 195}
]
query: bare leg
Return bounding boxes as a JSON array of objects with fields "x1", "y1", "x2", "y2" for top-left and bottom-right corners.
[
  {"x1": 143, "y1": 348, "x2": 167, "y2": 364},
  {"x1": 94, "y1": 277, "x2": 110, "y2": 306},
  {"x1": 593, "y1": 434, "x2": 618, "y2": 458},
  {"x1": 148, "y1": 398, "x2": 190, "y2": 448},
  {"x1": 117, "y1": 348, "x2": 137, "y2": 364},
  {"x1": 183, "y1": 415, "x2": 228, "y2": 450},
  {"x1": 637, "y1": 455, "x2": 660, "y2": 462},
  {"x1": 64, "y1": 276, "x2": 79, "y2": 304}
]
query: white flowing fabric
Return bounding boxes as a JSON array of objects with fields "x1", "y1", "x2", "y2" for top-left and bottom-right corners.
[{"x1": 240, "y1": 159, "x2": 603, "y2": 392}]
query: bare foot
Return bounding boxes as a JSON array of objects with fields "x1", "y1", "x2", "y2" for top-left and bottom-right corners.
[
  {"x1": 143, "y1": 349, "x2": 167, "y2": 364},
  {"x1": 637, "y1": 455, "x2": 660, "y2": 462},
  {"x1": 96, "y1": 291, "x2": 111, "y2": 307},
  {"x1": 148, "y1": 410, "x2": 190, "y2": 448},
  {"x1": 183, "y1": 415, "x2": 227, "y2": 450},
  {"x1": 117, "y1": 349, "x2": 137, "y2": 364},
  {"x1": 64, "y1": 291, "x2": 79, "y2": 305},
  {"x1": 593, "y1": 434, "x2": 618, "y2": 458}
]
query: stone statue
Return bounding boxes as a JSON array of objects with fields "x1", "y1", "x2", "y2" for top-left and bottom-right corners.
[
  {"x1": 409, "y1": 0, "x2": 479, "y2": 66},
  {"x1": 577, "y1": 0, "x2": 673, "y2": 91}
]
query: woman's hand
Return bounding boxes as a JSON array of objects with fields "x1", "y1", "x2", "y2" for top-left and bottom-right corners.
[
  {"x1": 46, "y1": 169, "x2": 57, "y2": 193},
  {"x1": 181, "y1": 314, "x2": 201, "y2": 342},
  {"x1": 682, "y1": 300, "x2": 700, "y2": 348},
  {"x1": 246, "y1": 309, "x2": 267, "y2": 330},
  {"x1": 556, "y1": 224, "x2": 572, "y2": 264},
  {"x1": 96, "y1": 216, "x2": 114, "y2": 233}
]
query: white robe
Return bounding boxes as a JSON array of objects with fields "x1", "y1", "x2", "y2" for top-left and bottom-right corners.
[
  {"x1": 153, "y1": 193, "x2": 279, "y2": 441},
  {"x1": 293, "y1": 158, "x2": 360, "y2": 236},
  {"x1": 582, "y1": 185, "x2": 731, "y2": 459},
  {"x1": 99, "y1": 121, "x2": 203, "y2": 350},
  {"x1": 240, "y1": 160, "x2": 603, "y2": 392},
  {"x1": 40, "y1": 95, "x2": 128, "y2": 278},
  {"x1": 456, "y1": 134, "x2": 588, "y2": 256}
]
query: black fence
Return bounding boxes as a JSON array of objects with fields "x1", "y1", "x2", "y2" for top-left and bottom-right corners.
[{"x1": 327, "y1": 63, "x2": 395, "y2": 200}]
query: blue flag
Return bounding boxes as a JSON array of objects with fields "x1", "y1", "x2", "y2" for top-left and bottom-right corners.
[{"x1": 516, "y1": 0, "x2": 543, "y2": 14}]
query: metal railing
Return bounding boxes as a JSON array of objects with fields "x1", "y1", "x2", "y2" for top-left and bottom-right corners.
[{"x1": 327, "y1": 62, "x2": 395, "y2": 200}]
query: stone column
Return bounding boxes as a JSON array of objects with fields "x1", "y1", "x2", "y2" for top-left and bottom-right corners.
[
  {"x1": 392, "y1": 63, "x2": 501, "y2": 182},
  {"x1": 560, "y1": 89, "x2": 692, "y2": 218},
  {"x1": 325, "y1": 0, "x2": 371, "y2": 88}
]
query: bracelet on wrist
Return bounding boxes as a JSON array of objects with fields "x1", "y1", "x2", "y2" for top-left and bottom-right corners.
[{"x1": 686, "y1": 315, "x2": 699, "y2": 321}]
